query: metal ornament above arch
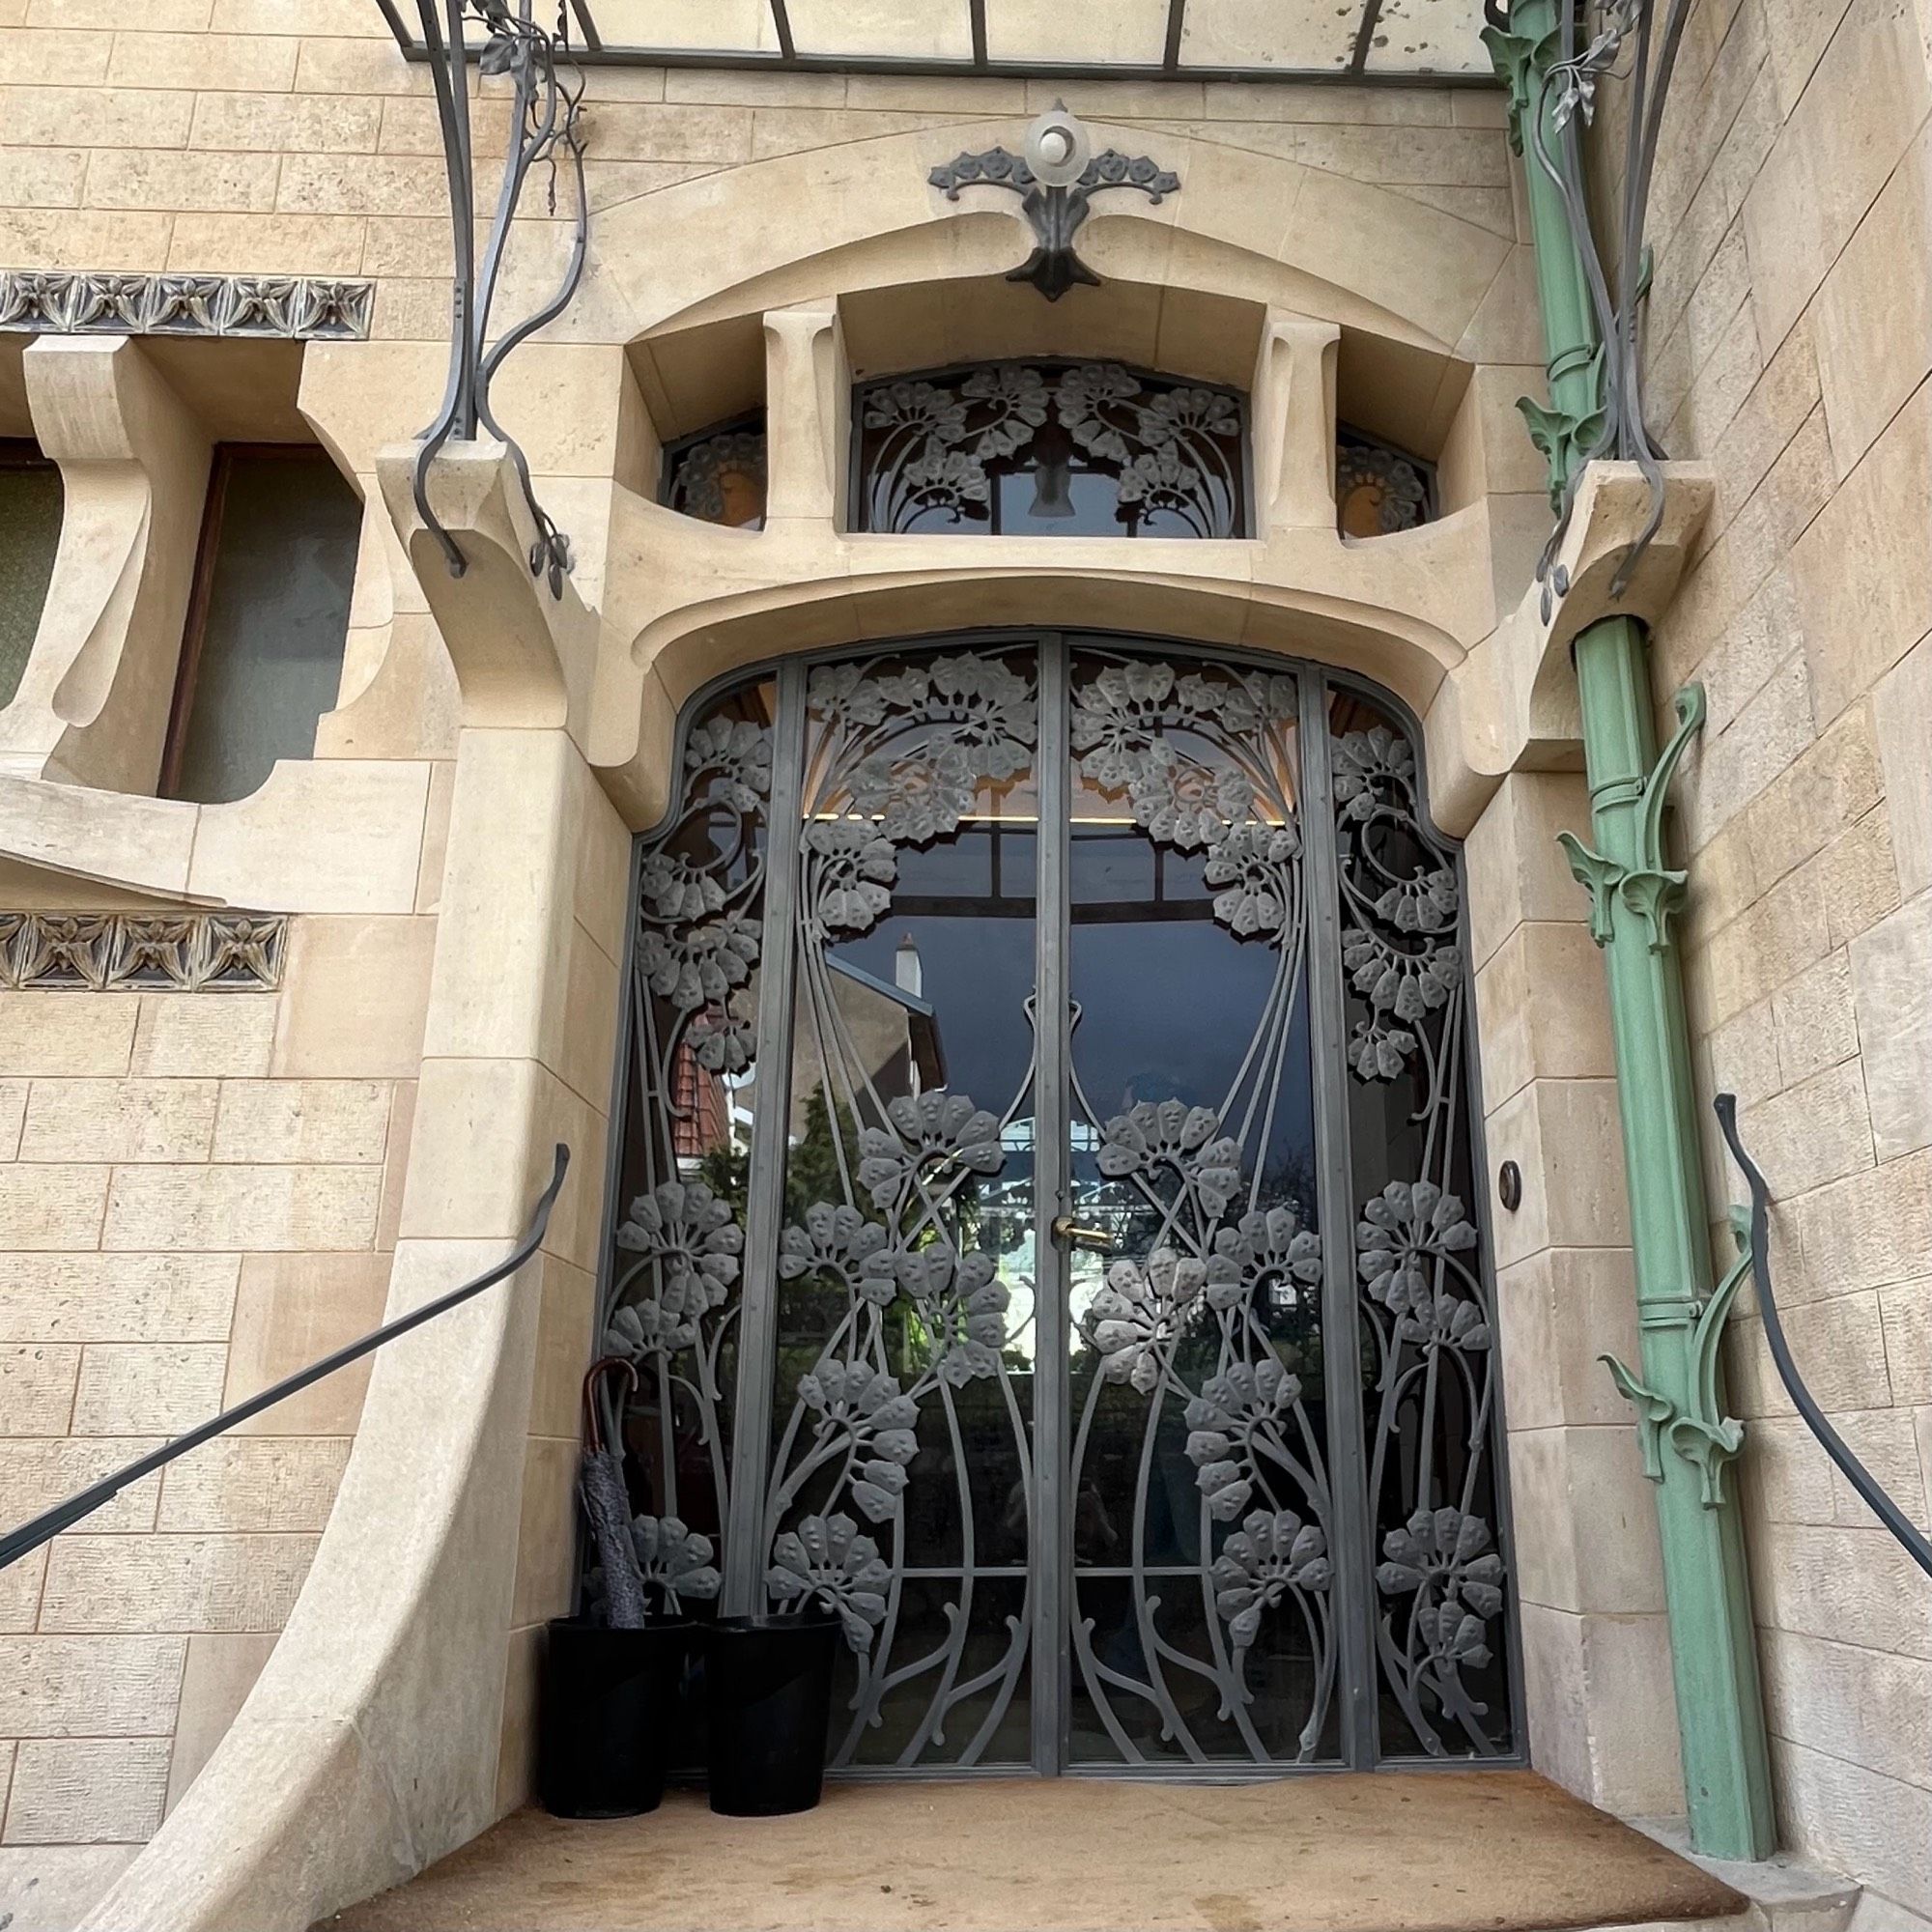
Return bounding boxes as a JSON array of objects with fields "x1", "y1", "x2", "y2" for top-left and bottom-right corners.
[{"x1": 595, "y1": 628, "x2": 1521, "y2": 1776}]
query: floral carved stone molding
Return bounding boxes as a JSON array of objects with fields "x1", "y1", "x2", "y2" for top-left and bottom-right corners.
[
  {"x1": 0, "y1": 272, "x2": 374, "y2": 340},
  {"x1": 0, "y1": 913, "x2": 287, "y2": 991}
]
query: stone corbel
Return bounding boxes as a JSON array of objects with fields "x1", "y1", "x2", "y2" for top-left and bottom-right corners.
[
  {"x1": 763, "y1": 304, "x2": 847, "y2": 528},
  {"x1": 1250, "y1": 312, "x2": 1340, "y2": 533},
  {"x1": 1430, "y1": 458, "x2": 1715, "y2": 829},
  {"x1": 376, "y1": 438, "x2": 592, "y2": 736},
  {"x1": 0, "y1": 335, "x2": 212, "y2": 791},
  {"x1": 1530, "y1": 460, "x2": 1716, "y2": 662}
]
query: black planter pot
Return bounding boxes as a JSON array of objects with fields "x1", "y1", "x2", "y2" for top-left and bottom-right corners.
[
  {"x1": 539, "y1": 1616, "x2": 690, "y2": 1819},
  {"x1": 704, "y1": 1613, "x2": 839, "y2": 1817}
]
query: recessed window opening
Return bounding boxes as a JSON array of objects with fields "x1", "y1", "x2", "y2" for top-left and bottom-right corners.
[
  {"x1": 0, "y1": 440, "x2": 63, "y2": 709},
  {"x1": 160, "y1": 443, "x2": 362, "y2": 807},
  {"x1": 1336, "y1": 424, "x2": 1435, "y2": 537},
  {"x1": 662, "y1": 412, "x2": 768, "y2": 530}
]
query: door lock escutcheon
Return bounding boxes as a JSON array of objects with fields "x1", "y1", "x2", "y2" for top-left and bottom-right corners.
[{"x1": 1051, "y1": 1215, "x2": 1114, "y2": 1252}]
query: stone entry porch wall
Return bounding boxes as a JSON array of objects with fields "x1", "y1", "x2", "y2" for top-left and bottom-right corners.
[{"x1": 1598, "y1": 0, "x2": 1932, "y2": 1918}]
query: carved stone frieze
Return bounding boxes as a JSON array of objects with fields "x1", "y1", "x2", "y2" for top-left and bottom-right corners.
[
  {"x1": 0, "y1": 912, "x2": 287, "y2": 991},
  {"x1": 0, "y1": 272, "x2": 374, "y2": 341}
]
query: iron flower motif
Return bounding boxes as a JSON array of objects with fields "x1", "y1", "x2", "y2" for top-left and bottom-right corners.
[
  {"x1": 684, "y1": 716, "x2": 772, "y2": 810},
  {"x1": 1330, "y1": 726, "x2": 1416, "y2": 819},
  {"x1": 1356, "y1": 1180, "x2": 1479, "y2": 1320},
  {"x1": 1096, "y1": 1099, "x2": 1243, "y2": 1218},
  {"x1": 1087, "y1": 1249, "x2": 1207, "y2": 1394},
  {"x1": 1376, "y1": 1506, "x2": 1505, "y2": 1671},
  {"x1": 629, "y1": 1514, "x2": 722, "y2": 1606},
  {"x1": 1184, "y1": 1356, "x2": 1305, "y2": 1520},
  {"x1": 766, "y1": 1511, "x2": 894, "y2": 1652},
  {"x1": 639, "y1": 848, "x2": 728, "y2": 924},
  {"x1": 1206, "y1": 1206, "x2": 1322, "y2": 1313},
  {"x1": 1070, "y1": 660, "x2": 1177, "y2": 787},
  {"x1": 887, "y1": 1246, "x2": 1010, "y2": 1384},
  {"x1": 779, "y1": 1201, "x2": 898, "y2": 1305},
  {"x1": 636, "y1": 910, "x2": 759, "y2": 1012},
  {"x1": 1203, "y1": 821, "x2": 1301, "y2": 941},
  {"x1": 608, "y1": 1179, "x2": 743, "y2": 1354},
  {"x1": 1212, "y1": 1509, "x2": 1332, "y2": 1650},
  {"x1": 805, "y1": 819, "x2": 899, "y2": 934},
  {"x1": 856, "y1": 1090, "x2": 1005, "y2": 1208},
  {"x1": 795, "y1": 1361, "x2": 922, "y2": 1524},
  {"x1": 849, "y1": 740, "x2": 978, "y2": 844}
]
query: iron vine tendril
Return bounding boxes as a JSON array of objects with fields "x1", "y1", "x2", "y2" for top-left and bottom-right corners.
[{"x1": 412, "y1": 0, "x2": 587, "y2": 596}]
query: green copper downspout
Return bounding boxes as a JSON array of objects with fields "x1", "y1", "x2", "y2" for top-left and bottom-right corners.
[{"x1": 1485, "y1": 0, "x2": 1776, "y2": 1861}]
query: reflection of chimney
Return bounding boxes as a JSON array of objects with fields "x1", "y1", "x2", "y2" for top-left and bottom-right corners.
[
  {"x1": 895, "y1": 932, "x2": 923, "y2": 1000},
  {"x1": 896, "y1": 934, "x2": 925, "y2": 1099}
]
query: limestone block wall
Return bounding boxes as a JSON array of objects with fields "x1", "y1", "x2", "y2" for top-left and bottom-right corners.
[
  {"x1": 1624, "y1": 0, "x2": 1932, "y2": 1915},
  {"x1": 0, "y1": 898, "x2": 438, "y2": 1860}
]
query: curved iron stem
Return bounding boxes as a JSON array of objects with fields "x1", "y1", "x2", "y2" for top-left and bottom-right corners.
[
  {"x1": 412, "y1": 0, "x2": 586, "y2": 593},
  {"x1": 0, "y1": 1144, "x2": 571, "y2": 1574},
  {"x1": 1716, "y1": 1094, "x2": 1932, "y2": 1578}
]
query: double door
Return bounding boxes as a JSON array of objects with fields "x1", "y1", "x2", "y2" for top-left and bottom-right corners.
[{"x1": 613, "y1": 632, "x2": 1517, "y2": 1774}]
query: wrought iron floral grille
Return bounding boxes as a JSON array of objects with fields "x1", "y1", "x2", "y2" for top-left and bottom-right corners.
[
  {"x1": 854, "y1": 361, "x2": 1248, "y2": 539},
  {"x1": 663, "y1": 416, "x2": 768, "y2": 530},
  {"x1": 599, "y1": 633, "x2": 1519, "y2": 1773}
]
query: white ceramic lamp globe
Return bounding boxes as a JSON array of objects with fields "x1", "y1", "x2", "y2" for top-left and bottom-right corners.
[{"x1": 1023, "y1": 103, "x2": 1091, "y2": 188}]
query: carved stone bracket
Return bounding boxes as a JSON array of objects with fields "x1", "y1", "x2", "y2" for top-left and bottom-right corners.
[
  {"x1": 1601, "y1": 1207, "x2": 1752, "y2": 1508},
  {"x1": 0, "y1": 911, "x2": 286, "y2": 991},
  {"x1": 1558, "y1": 681, "x2": 1705, "y2": 952},
  {"x1": 927, "y1": 145, "x2": 1181, "y2": 301},
  {"x1": 0, "y1": 272, "x2": 373, "y2": 340}
]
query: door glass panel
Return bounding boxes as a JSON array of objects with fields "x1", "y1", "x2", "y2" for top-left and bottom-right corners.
[
  {"x1": 762, "y1": 649, "x2": 1040, "y2": 1770},
  {"x1": 1324, "y1": 686, "x2": 1515, "y2": 1759},
  {"x1": 1063, "y1": 645, "x2": 1342, "y2": 1766}
]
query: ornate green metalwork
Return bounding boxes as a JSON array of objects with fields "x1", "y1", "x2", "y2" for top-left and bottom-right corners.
[
  {"x1": 1492, "y1": 0, "x2": 1775, "y2": 1861},
  {"x1": 1478, "y1": 11, "x2": 1556, "y2": 156},
  {"x1": 1601, "y1": 1208, "x2": 1751, "y2": 1509},
  {"x1": 1558, "y1": 683, "x2": 1705, "y2": 952},
  {"x1": 1517, "y1": 346, "x2": 1605, "y2": 513}
]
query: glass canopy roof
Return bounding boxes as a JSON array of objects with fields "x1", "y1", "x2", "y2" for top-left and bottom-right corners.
[{"x1": 379, "y1": 0, "x2": 1495, "y2": 83}]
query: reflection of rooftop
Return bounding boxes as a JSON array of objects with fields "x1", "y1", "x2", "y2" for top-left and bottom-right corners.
[{"x1": 787, "y1": 953, "x2": 946, "y2": 1138}]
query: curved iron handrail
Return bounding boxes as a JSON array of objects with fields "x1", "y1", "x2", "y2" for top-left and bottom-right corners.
[
  {"x1": 0, "y1": 1144, "x2": 570, "y2": 1575},
  {"x1": 1716, "y1": 1094, "x2": 1932, "y2": 1578}
]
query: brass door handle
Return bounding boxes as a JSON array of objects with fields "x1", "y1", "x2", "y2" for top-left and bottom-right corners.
[{"x1": 1051, "y1": 1214, "x2": 1114, "y2": 1252}]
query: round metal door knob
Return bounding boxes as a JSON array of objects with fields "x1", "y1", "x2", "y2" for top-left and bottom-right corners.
[{"x1": 1497, "y1": 1160, "x2": 1522, "y2": 1212}]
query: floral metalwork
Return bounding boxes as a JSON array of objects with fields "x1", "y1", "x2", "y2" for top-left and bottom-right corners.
[
  {"x1": 0, "y1": 272, "x2": 372, "y2": 340},
  {"x1": 598, "y1": 692, "x2": 773, "y2": 1585},
  {"x1": 1331, "y1": 727, "x2": 1463, "y2": 1084},
  {"x1": 1559, "y1": 682, "x2": 1705, "y2": 954},
  {"x1": 856, "y1": 361, "x2": 1246, "y2": 539},
  {"x1": 1483, "y1": 0, "x2": 1690, "y2": 608},
  {"x1": 1335, "y1": 428, "x2": 1435, "y2": 538},
  {"x1": 757, "y1": 649, "x2": 1037, "y2": 1766},
  {"x1": 665, "y1": 423, "x2": 768, "y2": 528},
  {"x1": 926, "y1": 142, "x2": 1181, "y2": 301},
  {"x1": 0, "y1": 912, "x2": 285, "y2": 991},
  {"x1": 412, "y1": 0, "x2": 586, "y2": 595},
  {"x1": 1329, "y1": 699, "x2": 1512, "y2": 1757},
  {"x1": 1064, "y1": 648, "x2": 1342, "y2": 1765},
  {"x1": 629, "y1": 1513, "x2": 722, "y2": 1611},
  {"x1": 600, "y1": 639, "x2": 1517, "y2": 1773}
]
